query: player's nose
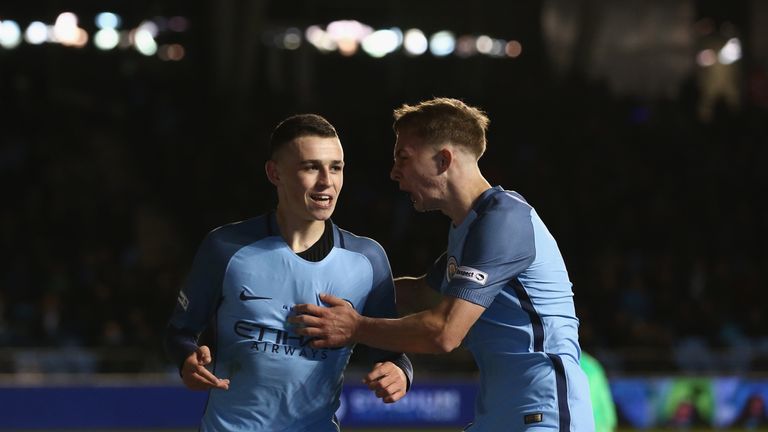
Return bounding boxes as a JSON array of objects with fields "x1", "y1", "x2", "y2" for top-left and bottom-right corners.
[{"x1": 390, "y1": 165, "x2": 400, "y2": 181}]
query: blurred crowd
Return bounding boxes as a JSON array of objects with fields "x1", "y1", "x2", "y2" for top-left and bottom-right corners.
[{"x1": 1, "y1": 39, "x2": 767, "y2": 376}]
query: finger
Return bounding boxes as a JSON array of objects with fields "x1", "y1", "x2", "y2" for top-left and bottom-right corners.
[
  {"x1": 197, "y1": 346, "x2": 212, "y2": 364},
  {"x1": 363, "y1": 369, "x2": 387, "y2": 386},
  {"x1": 288, "y1": 314, "x2": 324, "y2": 328},
  {"x1": 383, "y1": 390, "x2": 405, "y2": 403},
  {"x1": 184, "y1": 372, "x2": 216, "y2": 390},
  {"x1": 189, "y1": 374, "x2": 229, "y2": 391},
  {"x1": 370, "y1": 373, "x2": 401, "y2": 393},
  {"x1": 194, "y1": 365, "x2": 224, "y2": 387},
  {"x1": 291, "y1": 304, "x2": 326, "y2": 316},
  {"x1": 293, "y1": 326, "x2": 326, "y2": 337},
  {"x1": 318, "y1": 293, "x2": 349, "y2": 307},
  {"x1": 363, "y1": 363, "x2": 386, "y2": 384},
  {"x1": 309, "y1": 338, "x2": 337, "y2": 349}
]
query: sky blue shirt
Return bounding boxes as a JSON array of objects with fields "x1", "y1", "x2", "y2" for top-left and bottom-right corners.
[
  {"x1": 426, "y1": 186, "x2": 594, "y2": 431},
  {"x1": 166, "y1": 213, "x2": 410, "y2": 432}
]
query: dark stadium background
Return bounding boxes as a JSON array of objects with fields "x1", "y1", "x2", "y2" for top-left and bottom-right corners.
[{"x1": 1, "y1": 0, "x2": 767, "y2": 430}]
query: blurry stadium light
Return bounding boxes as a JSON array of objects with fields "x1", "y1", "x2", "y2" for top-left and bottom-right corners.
[
  {"x1": 72, "y1": 28, "x2": 88, "y2": 48},
  {"x1": 152, "y1": 16, "x2": 168, "y2": 32},
  {"x1": 94, "y1": 28, "x2": 120, "y2": 50},
  {"x1": 475, "y1": 35, "x2": 493, "y2": 54},
  {"x1": 718, "y1": 38, "x2": 741, "y2": 65},
  {"x1": 0, "y1": 19, "x2": 22, "y2": 49},
  {"x1": 489, "y1": 39, "x2": 506, "y2": 57},
  {"x1": 24, "y1": 21, "x2": 48, "y2": 45},
  {"x1": 168, "y1": 16, "x2": 189, "y2": 32},
  {"x1": 361, "y1": 28, "x2": 402, "y2": 58},
  {"x1": 138, "y1": 20, "x2": 159, "y2": 38},
  {"x1": 455, "y1": 35, "x2": 477, "y2": 58},
  {"x1": 403, "y1": 28, "x2": 428, "y2": 56},
  {"x1": 134, "y1": 28, "x2": 158, "y2": 56},
  {"x1": 696, "y1": 49, "x2": 717, "y2": 67},
  {"x1": 95, "y1": 12, "x2": 121, "y2": 30},
  {"x1": 53, "y1": 12, "x2": 80, "y2": 45},
  {"x1": 281, "y1": 27, "x2": 302, "y2": 50},
  {"x1": 327, "y1": 20, "x2": 371, "y2": 56},
  {"x1": 306, "y1": 25, "x2": 337, "y2": 53},
  {"x1": 505, "y1": 40, "x2": 522, "y2": 58},
  {"x1": 158, "y1": 43, "x2": 185, "y2": 61},
  {"x1": 429, "y1": 30, "x2": 455, "y2": 57}
]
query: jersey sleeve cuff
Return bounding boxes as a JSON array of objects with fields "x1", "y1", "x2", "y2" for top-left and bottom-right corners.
[{"x1": 444, "y1": 286, "x2": 495, "y2": 308}]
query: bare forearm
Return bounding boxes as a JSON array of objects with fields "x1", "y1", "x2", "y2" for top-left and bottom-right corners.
[{"x1": 356, "y1": 309, "x2": 462, "y2": 354}]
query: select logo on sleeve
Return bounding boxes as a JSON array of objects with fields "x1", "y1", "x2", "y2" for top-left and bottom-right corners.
[
  {"x1": 177, "y1": 291, "x2": 190, "y2": 311},
  {"x1": 453, "y1": 266, "x2": 488, "y2": 285}
]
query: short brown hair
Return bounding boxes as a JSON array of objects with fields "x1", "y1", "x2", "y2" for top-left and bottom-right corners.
[
  {"x1": 269, "y1": 114, "x2": 337, "y2": 159},
  {"x1": 393, "y1": 97, "x2": 490, "y2": 158}
]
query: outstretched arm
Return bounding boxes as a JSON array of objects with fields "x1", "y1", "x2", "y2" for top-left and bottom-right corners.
[{"x1": 290, "y1": 292, "x2": 485, "y2": 354}]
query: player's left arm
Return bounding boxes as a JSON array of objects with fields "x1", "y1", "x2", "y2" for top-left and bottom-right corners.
[{"x1": 357, "y1": 239, "x2": 413, "y2": 402}]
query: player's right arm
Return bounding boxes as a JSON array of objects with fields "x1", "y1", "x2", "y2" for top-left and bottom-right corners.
[
  {"x1": 292, "y1": 292, "x2": 485, "y2": 353},
  {"x1": 163, "y1": 229, "x2": 230, "y2": 391}
]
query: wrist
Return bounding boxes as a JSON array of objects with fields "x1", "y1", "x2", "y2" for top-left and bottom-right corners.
[{"x1": 355, "y1": 314, "x2": 372, "y2": 344}]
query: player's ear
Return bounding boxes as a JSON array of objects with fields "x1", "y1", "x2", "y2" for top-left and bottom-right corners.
[
  {"x1": 437, "y1": 148, "x2": 452, "y2": 174},
  {"x1": 265, "y1": 160, "x2": 280, "y2": 186}
]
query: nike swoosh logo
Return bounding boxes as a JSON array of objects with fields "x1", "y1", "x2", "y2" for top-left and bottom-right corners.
[{"x1": 239, "y1": 289, "x2": 272, "y2": 301}]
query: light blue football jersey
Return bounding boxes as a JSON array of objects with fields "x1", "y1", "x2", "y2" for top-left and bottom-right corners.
[
  {"x1": 426, "y1": 186, "x2": 594, "y2": 431},
  {"x1": 168, "y1": 213, "x2": 403, "y2": 432}
]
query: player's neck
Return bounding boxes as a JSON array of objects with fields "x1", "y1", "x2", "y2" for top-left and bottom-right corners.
[
  {"x1": 274, "y1": 210, "x2": 327, "y2": 253},
  {"x1": 445, "y1": 173, "x2": 492, "y2": 226}
]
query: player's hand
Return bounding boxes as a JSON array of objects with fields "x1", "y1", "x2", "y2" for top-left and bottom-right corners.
[
  {"x1": 364, "y1": 361, "x2": 408, "y2": 403},
  {"x1": 289, "y1": 294, "x2": 361, "y2": 348},
  {"x1": 181, "y1": 345, "x2": 230, "y2": 391}
]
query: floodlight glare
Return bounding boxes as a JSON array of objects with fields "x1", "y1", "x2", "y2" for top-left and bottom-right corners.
[
  {"x1": 403, "y1": 29, "x2": 428, "y2": 56},
  {"x1": 361, "y1": 28, "x2": 402, "y2": 58},
  {"x1": 475, "y1": 35, "x2": 493, "y2": 54},
  {"x1": 94, "y1": 28, "x2": 120, "y2": 50},
  {"x1": 718, "y1": 38, "x2": 741, "y2": 65},
  {"x1": 134, "y1": 28, "x2": 158, "y2": 56},
  {"x1": 96, "y1": 12, "x2": 121, "y2": 30},
  {"x1": 282, "y1": 28, "x2": 302, "y2": 50},
  {"x1": 697, "y1": 49, "x2": 717, "y2": 67},
  {"x1": 0, "y1": 20, "x2": 22, "y2": 49},
  {"x1": 505, "y1": 40, "x2": 522, "y2": 58},
  {"x1": 53, "y1": 12, "x2": 79, "y2": 45},
  {"x1": 429, "y1": 31, "x2": 455, "y2": 57},
  {"x1": 24, "y1": 21, "x2": 48, "y2": 45}
]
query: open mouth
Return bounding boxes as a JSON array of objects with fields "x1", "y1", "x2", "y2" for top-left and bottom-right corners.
[{"x1": 310, "y1": 194, "x2": 333, "y2": 207}]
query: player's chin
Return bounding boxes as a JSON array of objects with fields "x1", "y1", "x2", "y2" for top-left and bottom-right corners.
[{"x1": 307, "y1": 204, "x2": 336, "y2": 220}]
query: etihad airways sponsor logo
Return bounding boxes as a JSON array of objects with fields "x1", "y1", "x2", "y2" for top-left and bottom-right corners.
[{"x1": 234, "y1": 319, "x2": 342, "y2": 359}]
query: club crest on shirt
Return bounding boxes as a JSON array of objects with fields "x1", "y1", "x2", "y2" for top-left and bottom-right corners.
[{"x1": 446, "y1": 256, "x2": 458, "y2": 281}]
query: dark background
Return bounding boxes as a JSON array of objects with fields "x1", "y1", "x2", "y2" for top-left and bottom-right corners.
[{"x1": 1, "y1": 0, "x2": 767, "y2": 376}]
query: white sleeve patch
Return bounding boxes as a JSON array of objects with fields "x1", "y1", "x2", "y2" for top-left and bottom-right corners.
[
  {"x1": 177, "y1": 291, "x2": 190, "y2": 311},
  {"x1": 453, "y1": 266, "x2": 489, "y2": 285}
]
